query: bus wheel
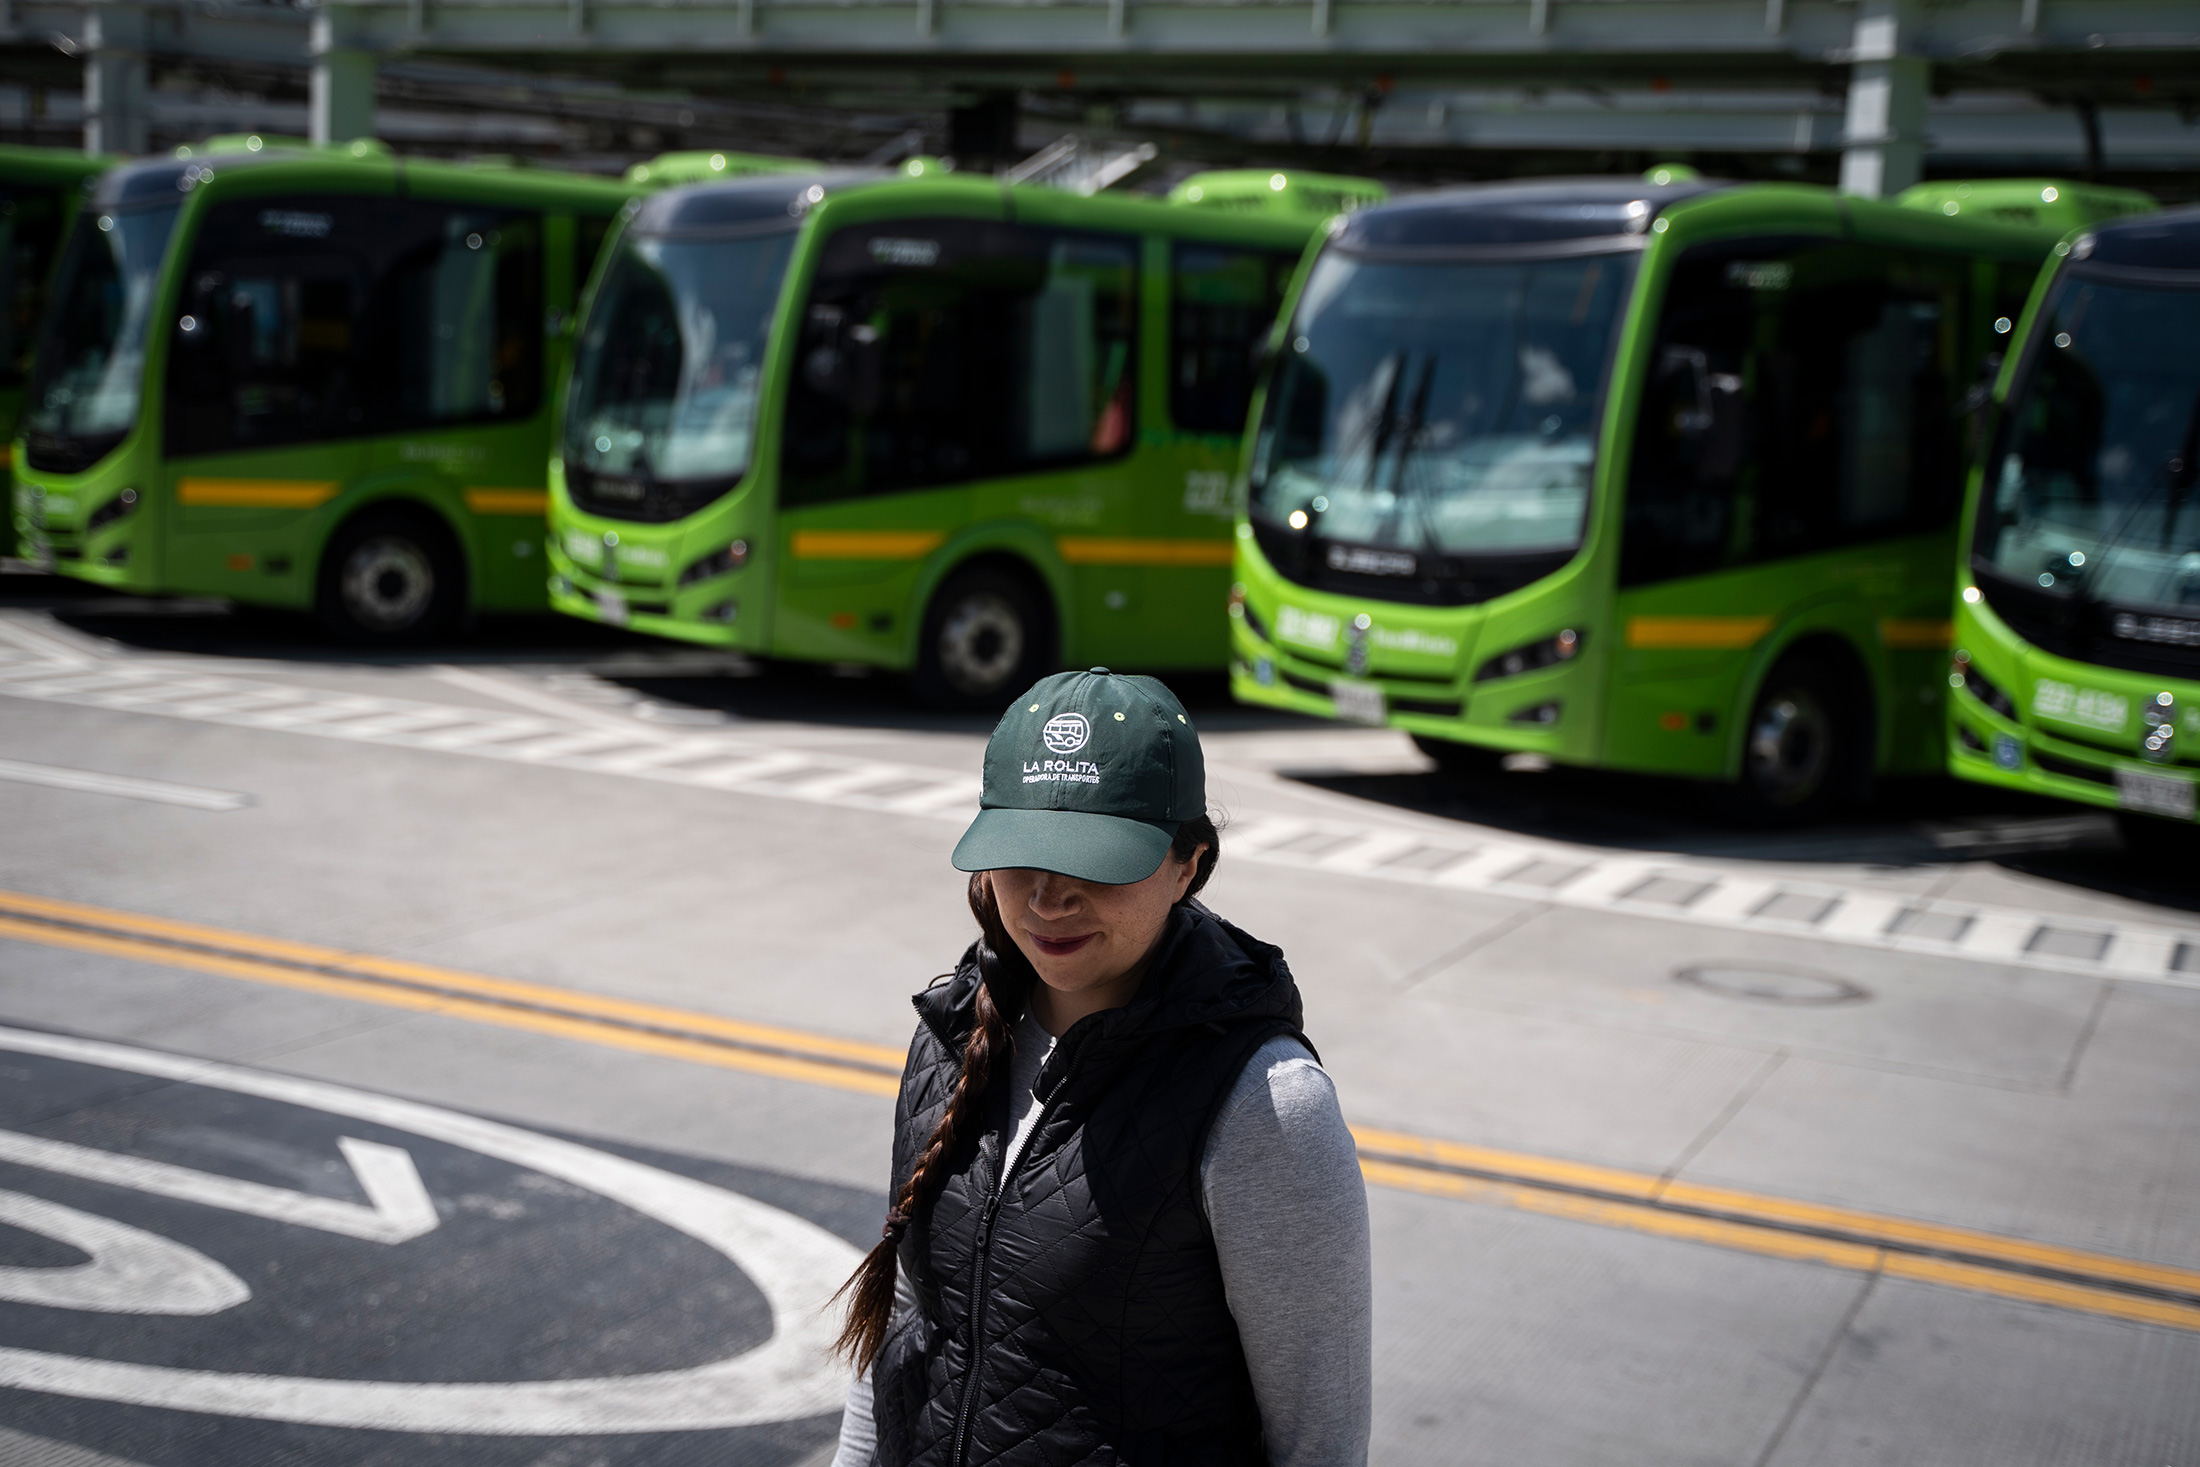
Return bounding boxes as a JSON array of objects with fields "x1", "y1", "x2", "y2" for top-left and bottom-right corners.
[
  {"x1": 1728, "y1": 654, "x2": 1855, "y2": 824},
  {"x1": 915, "y1": 565, "x2": 1051, "y2": 709},
  {"x1": 317, "y1": 508, "x2": 463, "y2": 645},
  {"x1": 1411, "y1": 734, "x2": 1503, "y2": 779}
]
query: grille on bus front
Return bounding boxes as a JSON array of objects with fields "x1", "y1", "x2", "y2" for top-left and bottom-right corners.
[{"x1": 563, "y1": 461, "x2": 739, "y2": 525}]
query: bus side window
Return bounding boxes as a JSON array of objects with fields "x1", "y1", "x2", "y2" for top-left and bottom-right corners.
[
  {"x1": 365, "y1": 203, "x2": 544, "y2": 429},
  {"x1": 1170, "y1": 244, "x2": 1296, "y2": 436},
  {"x1": 0, "y1": 187, "x2": 67, "y2": 387},
  {"x1": 165, "y1": 195, "x2": 376, "y2": 457},
  {"x1": 782, "y1": 219, "x2": 1138, "y2": 507},
  {"x1": 1623, "y1": 242, "x2": 1964, "y2": 587}
]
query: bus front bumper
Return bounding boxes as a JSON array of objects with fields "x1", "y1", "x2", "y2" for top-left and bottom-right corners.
[
  {"x1": 545, "y1": 545, "x2": 748, "y2": 649},
  {"x1": 1947, "y1": 597, "x2": 2200, "y2": 823}
]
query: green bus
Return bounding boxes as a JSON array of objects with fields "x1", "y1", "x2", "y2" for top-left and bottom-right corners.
[
  {"x1": 545, "y1": 170, "x2": 1343, "y2": 704},
  {"x1": 3, "y1": 145, "x2": 113, "y2": 557},
  {"x1": 1228, "y1": 177, "x2": 2076, "y2": 819},
  {"x1": 1947, "y1": 205, "x2": 2200, "y2": 848},
  {"x1": 12, "y1": 141, "x2": 637, "y2": 640}
]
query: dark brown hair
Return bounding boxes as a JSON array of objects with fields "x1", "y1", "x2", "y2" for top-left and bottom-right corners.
[{"x1": 830, "y1": 814, "x2": 1220, "y2": 1373}]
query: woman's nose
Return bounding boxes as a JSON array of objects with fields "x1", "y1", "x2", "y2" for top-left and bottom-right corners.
[{"x1": 1028, "y1": 874, "x2": 1082, "y2": 916}]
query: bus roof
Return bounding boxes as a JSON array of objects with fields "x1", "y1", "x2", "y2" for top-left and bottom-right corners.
[
  {"x1": 624, "y1": 150, "x2": 820, "y2": 187},
  {"x1": 1167, "y1": 169, "x2": 1388, "y2": 219},
  {"x1": 2064, "y1": 203, "x2": 2200, "y2": 272},
  {"x1": 1895, "y1": 178, "x2": 2156, "y2": 232},
  {"x1": 88, "y1": 145, "x2": 637, "y2": 212},
  {"x1": 0, "y1": 144, "x2": 116, "y2": 188},
  {"x1": 1330, "y1": 176, "x2": 1722, "y2": 255},
  {"x1": 626, "y1": 168, "x2": 1333, "y2": 248}
]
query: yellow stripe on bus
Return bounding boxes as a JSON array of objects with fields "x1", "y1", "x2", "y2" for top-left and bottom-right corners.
[
  {"x1": 176, "y1": 478, "x2": 339, "y2": 509},
  {"x1": 0, "y1": 446, "x2": 11, "y2": 467},
  {"x1": 789, "y1": 530, "x2": 947, "y2": 560},
  {"x1": 1626, "y1": 615, "x2": 1774, "y2": 650},
  {"x1": 1056, "y1": 537, "x2": 1235, "y2": 568},
  {"x1": 463, "y1": 488, "x2": 550, "y2": 516},
  {"x1": 1881, "y1": 618, "x2": 1954, "y2": 650}
]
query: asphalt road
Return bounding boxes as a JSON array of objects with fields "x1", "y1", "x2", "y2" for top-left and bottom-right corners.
[{"x1": 0, "y1": 576, "x2": 2195, "y2": 1467}]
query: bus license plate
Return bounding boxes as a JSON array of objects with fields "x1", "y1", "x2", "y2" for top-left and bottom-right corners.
[
  {"x1": 2115, "y1": 767, "x2": 2195, "y2": 821},
  {"x1": 1331, "y1": 680, "x2": 1385, "y2": 726},
  {"x1": 594, "y1": 589, "x2": 629, "y2": 627}
]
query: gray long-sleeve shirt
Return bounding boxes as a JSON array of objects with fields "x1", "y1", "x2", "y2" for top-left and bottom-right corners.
[{"x1": 831, "y1": 1011, "x2": 1372, "y2": 1467}]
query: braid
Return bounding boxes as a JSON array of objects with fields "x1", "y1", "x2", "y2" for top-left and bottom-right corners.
[{"x1": 831, "y1": 874, "x2": 1028, "y2": 1372}]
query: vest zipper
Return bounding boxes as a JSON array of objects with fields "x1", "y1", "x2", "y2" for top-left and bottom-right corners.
[{"x1": 949, "y1": 1044, "x2": 1085, "y2": 1467}]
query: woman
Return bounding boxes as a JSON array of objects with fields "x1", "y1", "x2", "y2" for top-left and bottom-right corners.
[{"x1": 830, "y1": 667, "x2": 1371, "y2": 1467}]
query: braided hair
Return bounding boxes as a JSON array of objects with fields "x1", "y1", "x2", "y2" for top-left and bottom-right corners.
[{"x1": 831, "y1": 813, "x2": 1220, "y2": 1372}]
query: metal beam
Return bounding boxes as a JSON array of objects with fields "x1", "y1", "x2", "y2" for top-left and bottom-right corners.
[
  {"x1": 1839, "y1": 0, "x2": 1926, "y2": 196},
  {"x1": 82, "y1": 4, "x2": 149, "y2": 154}
]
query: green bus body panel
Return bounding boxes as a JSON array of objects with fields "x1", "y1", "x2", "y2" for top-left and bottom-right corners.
[
  {"x1": 1, "y1": 146, "x2": 114, "y2": 558},
  {"x1": 1944, "y1": 213, "x2": 2195, "y2": 819},
  {"x1": 13, "y1": 146, "x2": 639, "y2": 612},
  {"x1": 1230, "y1": 180, "x2": 2069, "y2": 787},
  {"x1": 545, "y1": 174, "x2": 1321, "y2": 673}
]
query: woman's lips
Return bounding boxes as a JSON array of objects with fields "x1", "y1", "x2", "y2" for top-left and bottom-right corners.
[{"x1": 1028, "y1": 931, "x2": 1098, "y2": 957}]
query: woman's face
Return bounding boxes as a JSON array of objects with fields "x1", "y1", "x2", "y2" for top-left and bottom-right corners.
[{"x1": 988, "y1": 850, "x2": 1205, "y2": 1012}]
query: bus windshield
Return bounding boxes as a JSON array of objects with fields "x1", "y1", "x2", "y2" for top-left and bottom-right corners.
[
  {"x1": 562, "y1": 228, "x2": 795, "y2": 520},
  {"x1": 1250, "y1": 250, "x2": 1635, "y2": 589},
  {"x1": 24, "y1": 203, "x2": 179, "y2": 472},
  {"x1": 1978, "y1": 272, "x2": 2200, "y2": 614}
]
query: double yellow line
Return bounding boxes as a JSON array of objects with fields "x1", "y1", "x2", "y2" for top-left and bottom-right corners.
[{"x1": 2, "y1": 886, "x2": 2196, "y2": 1333}]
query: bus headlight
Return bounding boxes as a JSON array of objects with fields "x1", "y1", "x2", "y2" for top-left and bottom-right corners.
[
  {"x1": 87, "y1": 487, "x2": 139, "y2": 533},
  {"x1": 1474, "y1": 628, "x2": 1581, "y2": 683},
  {"x1": 679, "y1": 539, "x2": 749, "y2": 587},
  {"x1": 1950, "y1": 650, "x2": 2017, "y2": 721}
]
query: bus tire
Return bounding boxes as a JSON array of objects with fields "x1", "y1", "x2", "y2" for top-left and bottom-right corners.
[
  {"x1": 1411, "y1": 733, "x2": 1503, "y2": 779},
  {"x1": 914, "y1": 563, "x2": 1053, "y2": 709},
  {"x1": 1725, "y1": 651, "x2": 1861, "y2": 825},
  {"x1": 316, "y1": 506, "x2": 464, "y2": 645}
]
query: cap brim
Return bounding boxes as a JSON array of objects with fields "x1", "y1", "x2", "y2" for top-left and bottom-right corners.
[{"x1": 952, "y1": 807, "x2": 1179, "y2": 885}]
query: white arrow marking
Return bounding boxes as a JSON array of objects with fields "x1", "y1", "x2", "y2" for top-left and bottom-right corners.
[
  {"x1": 0, "y1": 1026, "x2": 863, "y2": 1434},
  {"x1": 0, "y1": 1188, "x2": 251, "y2": 1315},
  {"x1": 0, "y1": 1131, "x2": 438, "y2": 1246}
]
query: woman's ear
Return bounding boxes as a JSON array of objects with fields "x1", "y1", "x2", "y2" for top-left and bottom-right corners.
[{"x1": 1173, "y1": 845, "x2": 1210, "y2": 902}]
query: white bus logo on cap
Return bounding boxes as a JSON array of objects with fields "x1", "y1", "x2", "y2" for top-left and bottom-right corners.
[{"x1": 1042, "y1": 712, "x2": 1090, "y2": 754}]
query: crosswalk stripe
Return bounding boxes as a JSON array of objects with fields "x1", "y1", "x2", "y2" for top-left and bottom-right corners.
[{"x1": 4, "y1": 647, "x2": 2198, "y2": 988}]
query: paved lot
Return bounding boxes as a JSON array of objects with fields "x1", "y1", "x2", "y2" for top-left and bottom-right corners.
[{"x1": 0, "y1": 577, "x2": 2195, "y2": 1467}]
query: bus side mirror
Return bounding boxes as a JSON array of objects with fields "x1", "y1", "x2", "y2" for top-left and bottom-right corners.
[{"x1": 1657, "y1": 345, "x2": 1747, "y2": 479}]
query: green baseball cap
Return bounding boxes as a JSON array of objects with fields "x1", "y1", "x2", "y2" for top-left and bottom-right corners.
[{"x1": 952, "y1": 668, "x2": 1206, "y2": 885}]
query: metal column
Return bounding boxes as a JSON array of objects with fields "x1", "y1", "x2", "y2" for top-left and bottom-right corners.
[
  {"x1": 1838, "y1": 0, "x2": 1927, "y2": 198},
  {"x1": 310, "y1": 9, "x2": 377, "y2": 145},
  {"x1": 83, "y1": 5, "x2": 150, "y2": 156}
]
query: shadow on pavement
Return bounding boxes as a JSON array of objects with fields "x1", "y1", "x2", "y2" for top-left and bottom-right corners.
[{"x1": 1287, "y1": 759, "x2": 2200, "y2": 912}]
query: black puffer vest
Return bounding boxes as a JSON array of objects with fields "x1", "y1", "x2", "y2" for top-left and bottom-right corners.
[{"x1": 873, "y1": 902, "x2": 1306, "y2": 1467}]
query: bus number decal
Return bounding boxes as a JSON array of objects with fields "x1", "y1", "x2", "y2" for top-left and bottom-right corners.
[
  {"x1": 2031, "y1": 679, "x2": 2128, "y2": 734},
  {"x1": 1276, "y1": 606, "x2": 1340, "y2": 651},
  {"x1": 867, "y1": 238, "x2": 941, "y2": 268},
  {"x1": 259, "y1": 210, "x2": 334, "y2": 239}
]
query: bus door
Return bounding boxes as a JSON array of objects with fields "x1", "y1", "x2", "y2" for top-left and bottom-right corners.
[
  {"x1": 163, "y1": 194, "x2": 378, "y2": 603},
  {"x1": 1135, "y1": 239, "x2": 1302, "y2": 667},
  {"x1": 352, "y1": 199, "x2": 547, "y2": 611},
  {"x1": 1612, "y1": 236, "x2": 1970, "y2": 777},
  {"x1": 778, "y1": 213, "x2": 1140, "y2": 668}
]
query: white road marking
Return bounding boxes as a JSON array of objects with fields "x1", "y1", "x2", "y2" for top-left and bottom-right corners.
[
  {"x1": 0, "y1": 1189, "x2": 251, "y2": 1316},
  {"x1": 0, "y1": 1025, "x2": 862, "y2": 1434},
  {"x1": 3, "y1": 648, "x2": 2198, "y2": 989},
  {"x1": 0, "y1": 1131, "x2": 438, "y2": 1246},
  {"x1": 0, "y1": 758, "x2": 251, "y2": 811}
]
